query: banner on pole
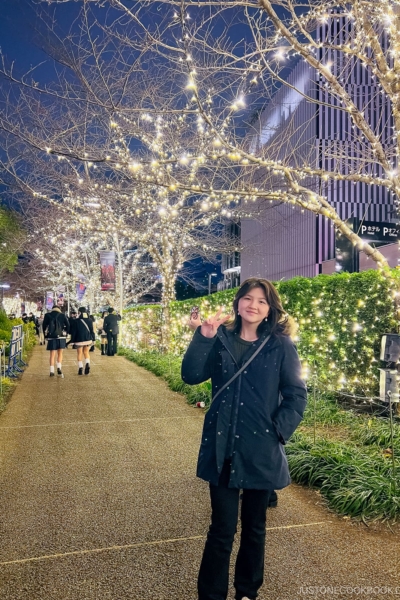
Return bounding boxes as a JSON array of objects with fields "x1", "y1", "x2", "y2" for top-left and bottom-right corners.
[
  {"x1": 45, "y1": 291, "x2": 54, "y2": 311},
  {"x1": 99, "y1": 251, "x2": 116, "y2": 291},
  {"x1": 76, "y1": 282, "x2": 86, "y2": 302}
]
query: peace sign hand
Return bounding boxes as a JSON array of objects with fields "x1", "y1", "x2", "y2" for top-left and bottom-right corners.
[{"x1": 200, "y1": 309, "x2": 230, "y2": 339}]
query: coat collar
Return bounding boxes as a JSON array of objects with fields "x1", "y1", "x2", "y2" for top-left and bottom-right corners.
[{"x1": 216, "y1": 325, "x2": 280, "y2": 365}]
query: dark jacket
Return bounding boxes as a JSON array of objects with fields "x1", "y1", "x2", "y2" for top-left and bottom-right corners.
[
  {"x1": 70, "y1": 315, "x2": 94, "y2": 344},
  {"x1": 181, "y1": 326, "x2": 307, "y2": 490},
  {"x1": 68, "y1": 318, "x2": 78, "y2": 344},
  {"x1": 103, "y1": 312, "x2": 121, "y2": 335},
  {"x1": 42, "y1": 309, "x2": 70, "y2": 339}
]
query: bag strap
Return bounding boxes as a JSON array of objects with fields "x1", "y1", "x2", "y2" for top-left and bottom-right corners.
[
  {"x1": 212, "y1": 334, "x2": 271, "y2": 403},
  {"x1": 81, "y1": 319, "x2": 91, "y2": 333}
]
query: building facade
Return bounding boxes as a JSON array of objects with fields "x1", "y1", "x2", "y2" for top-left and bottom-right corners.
[{"x1": 238, "y1": 16, "x2": 394, "y2": 283}]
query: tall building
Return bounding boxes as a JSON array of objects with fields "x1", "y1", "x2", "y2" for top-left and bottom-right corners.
[{"x1": 237, "y1": 15, "x2": 394, "y2": 282}]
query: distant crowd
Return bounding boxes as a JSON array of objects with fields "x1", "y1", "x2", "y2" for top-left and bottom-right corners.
[{"x1": 11, "y1": 306, "x2": 121, "y2": 378}]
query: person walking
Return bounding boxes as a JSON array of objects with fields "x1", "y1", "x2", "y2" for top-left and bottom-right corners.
[
  {"x1": 181, "y1": 278, "x2": 307, "y2": 600},
  {"x1": 42, "y1": 306, "x2": 70, "y2": 377},
  {"x1": 96, "y1": 311, "x2": 108, "y2": 355},
  {"x1": 70, "y1": 307, "x2": 94, "y2": 375},
  {"x1": 103, "y1": 307, "x2": 121, "y2": 356}
]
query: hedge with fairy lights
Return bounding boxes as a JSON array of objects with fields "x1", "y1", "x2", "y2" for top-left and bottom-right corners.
[{"x1": 121, "y1": 270, "x2": 400, "y2": 397}]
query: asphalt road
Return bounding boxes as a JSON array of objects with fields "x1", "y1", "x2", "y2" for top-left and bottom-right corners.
[{"x1": 0, "y1": 345, "x2": 398, "y2": 600}]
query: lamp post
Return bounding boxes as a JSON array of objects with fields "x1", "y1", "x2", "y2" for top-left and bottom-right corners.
[
  {"x1": 208, "y1": 272, "x2": 217, "y2": 295},
  {"x1": 114, "y1": 234, "x2": 124, "y2": 341}
]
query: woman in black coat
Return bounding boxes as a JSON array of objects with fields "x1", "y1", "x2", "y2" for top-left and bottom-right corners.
[
  {"x1": 70, "y1": 307, "x2": 94, "y2": 375},
  {"x1": 181, "y1": 278, "x2": 307, "y2": 600}
]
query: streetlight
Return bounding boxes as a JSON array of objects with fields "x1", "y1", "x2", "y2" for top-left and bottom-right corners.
[{"x1": 208, "y1": 272, "x2": 217, "y2": 295}]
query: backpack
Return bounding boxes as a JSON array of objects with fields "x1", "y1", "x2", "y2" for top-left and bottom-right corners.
[{"x1": 45, "y1": 314, "x2": 64, "y2": 338}]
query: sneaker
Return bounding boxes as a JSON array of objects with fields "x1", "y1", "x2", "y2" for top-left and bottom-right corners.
[
  {"x1": 84, "y1": 363, "x2": 90, "y2": 375},
  {"x1": 78, "y1": 368, "x2": 83, "y2": 376},
  {"x1": 57, "y1": 368, "x2": 63, "y2": 376},
  {"x1": 49, "y1": 372, "x2": 55, "y2": 377}
]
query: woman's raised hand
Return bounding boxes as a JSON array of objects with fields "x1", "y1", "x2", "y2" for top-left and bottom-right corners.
[
  {"x1": 188, "y1": 314, "x2": 202, "y2": 332},
  {"x1": 200, "y1": 309, "x2": 230, "y2": 338}
]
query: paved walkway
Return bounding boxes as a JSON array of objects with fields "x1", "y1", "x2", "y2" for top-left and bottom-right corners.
[{"x1": 0, "y1": 346, "x2": 399, "y2": 600}]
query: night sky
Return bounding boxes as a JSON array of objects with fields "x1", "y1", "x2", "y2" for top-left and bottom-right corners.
[
  {"x1": 1, "y1": 0, "x2": 70, "y2": 72},
  {"x1": 0, "y1": 0, "x2": 266, "y2": 292}
]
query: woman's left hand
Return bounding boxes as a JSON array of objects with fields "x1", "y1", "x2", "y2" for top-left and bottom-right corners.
[{"x1": 188, "y1": 314, "x2": 202, "y2": 331}]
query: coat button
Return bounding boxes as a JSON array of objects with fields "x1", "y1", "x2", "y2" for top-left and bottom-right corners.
[{"x1": 266, "y1": 429, "x2": 269, "y2": 433}]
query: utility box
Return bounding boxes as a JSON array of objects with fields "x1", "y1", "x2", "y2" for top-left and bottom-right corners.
[
  {"x1": 380, "y1": 334, "x2": 400, "y2": 363},
  {"x1": 379, "y1": 369, "x2": 400, "y2": 403}
]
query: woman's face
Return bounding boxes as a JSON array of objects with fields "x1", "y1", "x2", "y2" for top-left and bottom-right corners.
[{"x1": 238, "y1": 286, "x2": 270, "y2": 327}]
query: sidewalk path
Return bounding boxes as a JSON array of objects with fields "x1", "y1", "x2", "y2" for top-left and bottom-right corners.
[{"x1": 0, "y1": 346, "x2": 398, "y2": 600}]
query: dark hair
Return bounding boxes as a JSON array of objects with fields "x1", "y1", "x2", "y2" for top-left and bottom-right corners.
[
  {"x1": 108, "y1": 307, "x2": 114, "y2": 313},
  {"x1": 102, "y1": 311, "x2": 107, "y2": 318},
  {"x1": 227, "y1": 278, "x2": 297, "y2": 338},
  {"x1": 78, "y1": 306, "x2": 87, "y2": 314}
]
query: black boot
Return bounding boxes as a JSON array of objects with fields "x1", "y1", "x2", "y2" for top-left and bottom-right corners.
[
  {"x1": 268, "y1": 490, "x2": 278, "y2": 508},
  {"x1": 101, "y1": 344, "x2": 105, "y2": 355}
]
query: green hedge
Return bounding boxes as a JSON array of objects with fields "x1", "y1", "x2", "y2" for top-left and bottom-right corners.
[
  {"x1": 122, "y1": 270, "x2": 400, "y2": 397},
  {"x1": 119, "y1": 348, "x2": 400, "y2": 522},
  {"x1": 0, "y1": 311, "x2": 36, "y2": 350},
  {"x1": 0, "y1": 311, "x2": 35, "y2": 413}
]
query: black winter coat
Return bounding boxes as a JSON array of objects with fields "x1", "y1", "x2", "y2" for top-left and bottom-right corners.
[
  {"x1": 43, "y1": 309, "x2": 70, "y2": 339},
  {"x1": 103, "y1": 313, "x2": 121, "y2": 335},
  {"x1": 181, "y1": 327, "x2": 307, "y2": 490},
  {"x1": 70, "y1": 316, "x2": 94, "y2": 343}
]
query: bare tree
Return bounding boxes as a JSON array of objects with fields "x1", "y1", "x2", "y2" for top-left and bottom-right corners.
[
  {"x1": 18, "y1": 205, "x2": 162, "y2": 309},
  {"x1": 0, "y1": 0, "x2": 397, "y2": 306}
]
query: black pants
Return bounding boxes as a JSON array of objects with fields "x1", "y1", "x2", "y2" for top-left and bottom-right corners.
[
  {"x1": 106, "y1": 332, "x2": 118, "y2": 356},
  {"x1": 198, "y1": 461, "x2": 270, "y2": 600}
]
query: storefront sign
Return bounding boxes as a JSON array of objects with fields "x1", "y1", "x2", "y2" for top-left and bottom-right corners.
[{"x1": 359, "y1": 221, "x2": 400, "y2": 242}]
